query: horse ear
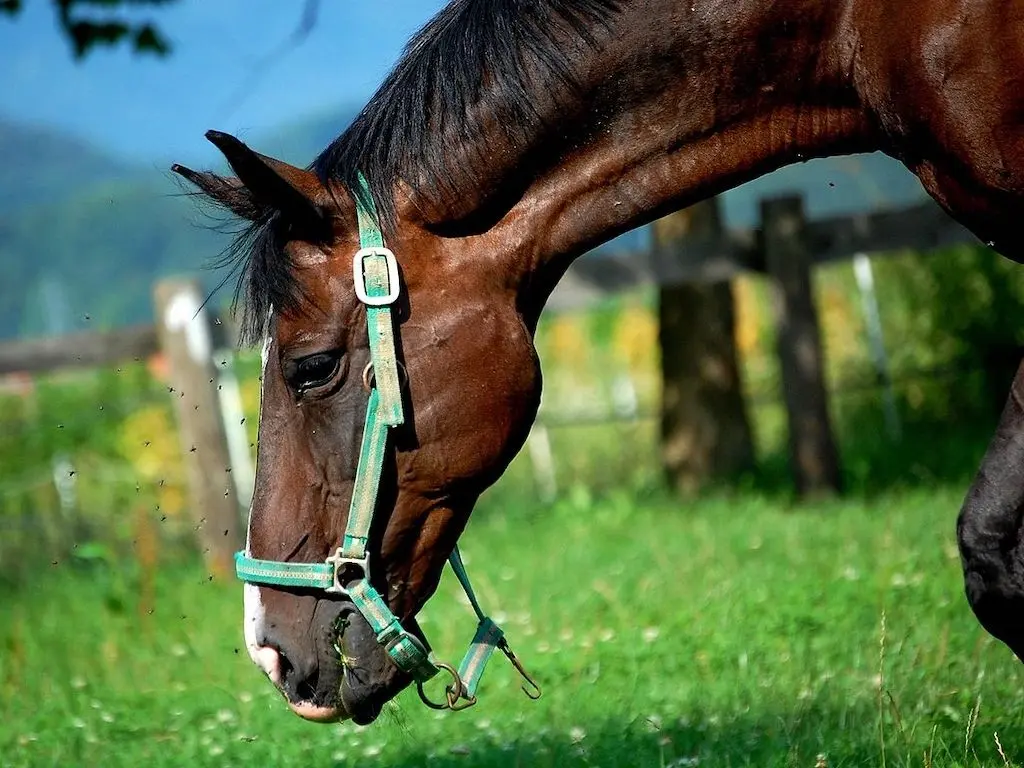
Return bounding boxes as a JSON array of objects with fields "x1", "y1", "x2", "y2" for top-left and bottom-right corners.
[
  {"x1": 203, "y1": 130, "x2": 328, "y2": 232},
  {"x1": 170, "y1": 164, "x2": 266, "y2": 221}
]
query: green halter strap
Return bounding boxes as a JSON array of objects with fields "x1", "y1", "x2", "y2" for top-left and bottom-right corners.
[{"x1": 234, "y1": 173, "x2": 539, "y2": 710}]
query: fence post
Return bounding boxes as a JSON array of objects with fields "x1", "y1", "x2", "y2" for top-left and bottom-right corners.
[
  {"x1": 154, "y1": 278, "x2": 242, "y2": 577},
  {"x1": 654, "y1": 197, "x2": 754, "y2": 495},
  {"x1": 526, "y1": 423, "x2": 558, "y2": 503},
  {"x1": 761, "y1": 195, "x2": 842, "y2": 497}
]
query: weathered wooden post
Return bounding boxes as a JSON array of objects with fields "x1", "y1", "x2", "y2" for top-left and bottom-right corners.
[
  {"x1": 761, "y1": 195, "x2": 842, "y2": 497},
  {"x1": 154, "y1": 278, "x2": 242, "y2": 576},
  {"x1": 654, "y1": 197, "x2": 755, "y2": 495}
]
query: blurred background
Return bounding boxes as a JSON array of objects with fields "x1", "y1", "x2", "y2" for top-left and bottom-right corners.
[{"x1": 4, "y1": 2, "x2": 1024, "y2": 766}]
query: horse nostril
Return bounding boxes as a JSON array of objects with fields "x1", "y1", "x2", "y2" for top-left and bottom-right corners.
[
  {"x1": 268, "y1": 644, "x2": 322, "y2": 705},
  {"x1": 294, "y1": 677, "x2": 318, "y2": 704},
  {"x1": 275, "y1": 648, "x2": 293, "y2": 686},
  {"x1": 251, "y1": 645, "x2": 283, "y2": 685}
]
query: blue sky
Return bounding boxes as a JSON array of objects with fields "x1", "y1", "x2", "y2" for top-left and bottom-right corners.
[
  {"x1": 0, "y1": 1, "x2": 926, "y2": 221},
  {"x1": 0, "y1": 1, "x2": 446, "y2": 166}
]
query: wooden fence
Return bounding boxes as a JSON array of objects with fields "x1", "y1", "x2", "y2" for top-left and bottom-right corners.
[
  {"x1": 547, "y1": 196, "x2": 975, "y2": 310},
  {"x1": 0, "y1": 192, "x2": 984, "y2": 531},
  {"x1": 0, "y1": 281, "x2": 247, "y2": 576}
]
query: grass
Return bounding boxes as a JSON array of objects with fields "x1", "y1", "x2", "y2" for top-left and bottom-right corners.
[
  {"x1": 2, "y1": 485, "x2": 1024, "y2": 767},
  {"x1": 3, "y1": 237, "x2": 1023, "y2": 766}
]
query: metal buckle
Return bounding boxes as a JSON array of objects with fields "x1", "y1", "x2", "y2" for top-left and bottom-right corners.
[
  {"x1": 353, "y1": 247, "x2": 400, "y2": 306},
  {"x1": 416, "y1": 662, "x2": 477, "y2": 711},
  {"x1": 325, "y1": 548, "x2": 370, "y2": 595}
]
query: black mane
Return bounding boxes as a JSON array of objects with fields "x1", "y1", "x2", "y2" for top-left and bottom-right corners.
[
  {"x1": 313, "y1": 0, "x2": 619, "y2": 227},
  {"x1": 223, "y1": 0, "x2": 620, "y2": 343}
]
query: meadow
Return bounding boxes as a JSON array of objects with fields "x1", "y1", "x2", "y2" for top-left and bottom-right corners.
[
  {"x1": 4, "y1": 243, "x2": 1024, "y2": 766},
  {"x1": 3, "y1": 485, "x2": 1024, "y2": 767}
]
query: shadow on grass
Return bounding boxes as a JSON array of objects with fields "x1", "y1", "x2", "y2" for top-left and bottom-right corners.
[
  {"x1": 744, "y1": 375, "x2": 1005, "y2": 502},
  {"x1": 751, "y1": 417, "x2": 997, "y2": 501},
  {"x1": 359, "y1": 695, "x2": 1024, "y2": 768}
]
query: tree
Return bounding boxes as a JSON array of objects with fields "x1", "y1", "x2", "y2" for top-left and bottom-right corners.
[{"x1": 0, "y1": 0, "x2": 177, "y2": 58}]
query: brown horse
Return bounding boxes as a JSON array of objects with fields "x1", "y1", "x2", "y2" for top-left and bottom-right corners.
[{"x1": 172, "y1": 0, "x2": 1024, "y2": 724}]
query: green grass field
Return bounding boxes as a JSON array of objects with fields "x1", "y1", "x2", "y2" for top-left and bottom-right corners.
[
  {"x1": 3, "y1": 486, "x2": 1024, "y2": 768},
  {"x1": 4, "y1": 233, "x2": 1024, "y2": 767}
]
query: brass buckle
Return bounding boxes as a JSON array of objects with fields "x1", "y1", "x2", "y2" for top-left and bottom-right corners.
[{"x1": 416, "y1": 662, "x2": 477, "y2": 712}]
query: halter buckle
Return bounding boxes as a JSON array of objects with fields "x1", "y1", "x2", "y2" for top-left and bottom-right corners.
[
  {"x1": 416, "y1": 662, "x2": 477, "y2": 712},
  {"x1": 325, "y1": 549, "x2": 370, "y2": 595},
  {"x1": 353, "y1": 247, "x2": 400, "y2": 306}
]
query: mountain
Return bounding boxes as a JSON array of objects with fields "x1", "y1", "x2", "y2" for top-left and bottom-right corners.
[
  {"x1": 0, "y1": 119, "x2": 134, "y2": 213},
  {"x1": 0, "y1": 111, "x2": 373, "y2": 342},
  {"x1": 0, "y1": 174, "x2": 234, "y2": 338},
  {"x1": 0, "y1": 118, "x2": 237, "y2": 340}
]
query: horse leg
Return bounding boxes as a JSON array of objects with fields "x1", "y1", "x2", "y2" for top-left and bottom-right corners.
[
  {"x1": 858, "y1": 0, "x2": 1024, "y2": 661},
  {"x1": 913, "y1": 162, "x2": 1024, "y2": 661},
  {"x1": 929, "y1": 165, "x2": 1024, "y2": 660},
  {"x1": 958, "y1": 359, "x2": 1024, "y2": 662},
  {"x1": 931, "y1": 171, "x2": 1024, "y2": 660}
]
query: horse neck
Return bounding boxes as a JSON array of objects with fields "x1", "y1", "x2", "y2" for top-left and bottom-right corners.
[{"x1": 465, "y1": 0, "x2": 878, "y2": 316}]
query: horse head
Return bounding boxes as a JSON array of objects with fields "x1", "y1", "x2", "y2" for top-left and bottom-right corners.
[{"x1": 174, "y1": 130, "x2": 542, "y2": 722}]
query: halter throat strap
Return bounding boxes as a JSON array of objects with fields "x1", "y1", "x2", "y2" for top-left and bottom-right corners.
[{"x1": 233, "y1": 173, "x2": 538, "y2": 710}]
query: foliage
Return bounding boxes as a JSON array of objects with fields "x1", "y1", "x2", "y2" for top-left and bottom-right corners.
[
  {"x1": 4, "y1": 240, "x2": 1019, "y2": 583},
  {"x1": 728, "y1": 243, "x2": 1024, "y2": 429},
  {"x1": 117, "y1": 402, "x2": 186, "y2": 517},
  {"x1": 0, "y1": 0, "x2": 177, "y2": 59},
  {"x1": 2, "y1": 488, "x2": 1022, "y2": 767},
  {"x1": 0, "y1": 362, "x2": 192, "y2": 586}
]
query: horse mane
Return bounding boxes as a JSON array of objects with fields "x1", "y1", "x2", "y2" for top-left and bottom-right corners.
[
  {"x1": 220, "y1": 0, "x2": 620, "y2": 343},
  {"x1": 313, "y1": 0, "x2": 620, "y2": 227}
]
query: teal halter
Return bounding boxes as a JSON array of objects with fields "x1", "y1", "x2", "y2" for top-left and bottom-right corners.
[{"x1": 233, "y1": 174, "x2": 539, "y2": 711}]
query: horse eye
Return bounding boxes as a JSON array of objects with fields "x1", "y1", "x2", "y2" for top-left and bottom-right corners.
[{"x1": 290, "y1": 353, "x2": 340, "y2": 391}]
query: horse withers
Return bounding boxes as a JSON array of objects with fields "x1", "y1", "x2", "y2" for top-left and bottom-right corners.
[{"x1": 172, "y1": 0, "x2": 1024, "y2": 723}]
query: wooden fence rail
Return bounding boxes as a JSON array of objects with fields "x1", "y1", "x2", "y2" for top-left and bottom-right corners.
[
  {"x1": 549, "y1": 197, "x2": 978, "y2": 310},
  {"x1": 0, "y1": 325, "x2": 159, "y2": 376}
]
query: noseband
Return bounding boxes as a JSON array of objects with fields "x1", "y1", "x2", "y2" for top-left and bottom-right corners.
[{"x1": 233, "y1": 174, "x2": 539, "y2": 712}]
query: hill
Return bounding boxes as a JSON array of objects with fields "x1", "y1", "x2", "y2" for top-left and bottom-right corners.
[
  {"x1": 0, "y1": 119, "x2": 134, "y2": 213},
  {"x1": 0, "y1": 175, "x2": 230, "y2": 339}
]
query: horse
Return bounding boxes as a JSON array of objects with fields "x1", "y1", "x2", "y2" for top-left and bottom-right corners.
[{"x1": 171, "y1": 0, "x2": 1024, "y2": 725}]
